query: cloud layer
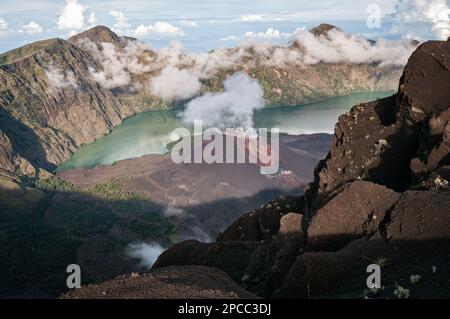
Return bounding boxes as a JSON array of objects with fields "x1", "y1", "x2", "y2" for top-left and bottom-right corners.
[
  {"x1": 387, "y1": 0, "x2": 450, "y2": 40},
  {"x1": 294, "y1": 28, "x2": 415, "y2": 66},
  {"x1": 78, "y1": 26, "x2": 416, "y2": 100}
]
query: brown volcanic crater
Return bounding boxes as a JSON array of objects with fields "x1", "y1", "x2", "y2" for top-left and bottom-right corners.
[{"x1": 59, "y1": 133, "x2": 332, "y2": 238}]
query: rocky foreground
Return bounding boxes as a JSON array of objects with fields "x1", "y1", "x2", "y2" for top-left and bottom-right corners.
[
  {"x1": 64, "y1": 40, "x2": 450, "y2": 299},
  {"x1": 61, "y1": 266, "x2": 258, "y2": 299}
]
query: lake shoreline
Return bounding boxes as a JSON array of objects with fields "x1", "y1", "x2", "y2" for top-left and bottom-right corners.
[{"x1": 59, "y1": 91, "x2": 394, "y2": 171}]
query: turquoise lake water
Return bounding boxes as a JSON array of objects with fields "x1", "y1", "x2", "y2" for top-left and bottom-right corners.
[{"x1": 59, "y1": 91, "x2": 394, "y2": 170}]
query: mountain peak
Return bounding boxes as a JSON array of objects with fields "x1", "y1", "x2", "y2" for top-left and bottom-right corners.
[
  {"x1": 310, "y1": 23, "x2": 340, "y2": 36},
  {"x1": 68, "y1": 25, "x2": 129, "y2": 47}
]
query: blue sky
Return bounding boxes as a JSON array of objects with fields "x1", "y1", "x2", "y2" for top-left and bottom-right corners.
[{"x1": 0, "y1": 0, "x2": 448, "y2": 53}]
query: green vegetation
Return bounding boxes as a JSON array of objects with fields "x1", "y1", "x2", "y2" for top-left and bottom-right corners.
[
  {"x1": 0, "y1": 53, "x2": 7, "y2": 65},
  {"x1": 35, "y1": 176, "x2": 80, "y2": 193}
]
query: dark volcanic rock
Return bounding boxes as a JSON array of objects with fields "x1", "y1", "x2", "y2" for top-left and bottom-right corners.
[
  {"x1": 61, "y1": 266, "x2": 258, "y2": 299},
  {"x1": 398, "y1": 41, "x2": 450, "y2": 125},
  {"x1": 217, "y1": 196, "x2": 305, "y2": 242},
  {"x1": 386, "y1": 191, "x2": 450, "y2": 244},
  {"x1": 279, "y1": 213, "x2": 303, "y2": 241},
  {"x1": 307, "y1": 181, "x2": 401, "y2": 252},
  {"x1": 152, "y1": 240, "x2": 259, "y2": 283},
  {"x1": 274, "y1": 235, "x2": 391, "y2": 299},
  {"x1": 242, "y1": 235, "x2": 303, "y2": 298},
  {"x1": 275, "y1": 190, "x2": 450, "y2": 299},
  {"x1": 306, "y1": 41, "x2": 450, "y2": 210},
  {"x1": 306, "y1": 95, "x2": 417, "y2": 209}
]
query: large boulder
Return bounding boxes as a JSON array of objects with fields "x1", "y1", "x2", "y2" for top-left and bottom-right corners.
[
  {"x1": 386, "y1": 191, "x2": 450, "y2": 244},
  {"x1": 307, "y1": 181, "x2": 401, "y2": 252},
  {"x1": 398, "y1": 41, "x2": 450, "y2": 125},
  {"x1": 274, "y1": 235, "x2": 390, "y2": 299},
  {"x1": 152, "y1": 240, "x2": 259, "y2": 283},
  {"x1": 399, "y1": 41, "x2": 450, "y2": 180},
  {"x1": 217, "y1": 196, "x2": 305, "y2": 242},
  {"x1": 275, "y1": 190, "x2": 450, "y2": 299}
]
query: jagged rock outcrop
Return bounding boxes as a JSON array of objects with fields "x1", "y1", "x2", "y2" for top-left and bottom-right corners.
[
  {"x1": 61, "y1": 266, "x2": 258, "y2": 299},
  {"x1": 304, "y1": 95, "x2": 418, "y2": 210},
  {"x1": 398, "y1": 41, "x2": 450, "y2": 125},
  {"x1": 153, "y1": 40, "x2": 450, "y2": 299}
]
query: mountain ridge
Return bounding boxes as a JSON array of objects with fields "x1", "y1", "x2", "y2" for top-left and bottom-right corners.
[{"x1": 1, "y1": 25, "x2": 405, "y2": 178}]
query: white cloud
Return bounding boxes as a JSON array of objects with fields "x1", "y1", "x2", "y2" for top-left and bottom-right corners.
[
  {"x1": 45, "y1": 64, "x2": 78, "y2": 90},
  {"x1": 19, "y1": 21, "x2": 43, "y2": 35},
  {"x1": 133, "y1": 21, "x2": 184, "y2": 38},
  {"x1": 221, "y1": 26, "x2": 305, "y2": 41},
  {"x1": 87, "y1": 12, "x2": 97, "y2": 27},
  {"x1": 0, "y1": 17, "x2": 7, "y2": 36},
  {"x1": 236, "y1": 14, "x2": 284, "y2": 22},
  {"x1": 182, "y1": 73, "x2": 264, "y2": 130},
  {"x1": 164, "y1": 205, "x2": 186, "y2": 217},
  {"x1": 76, "y1": 38, "x2": 157, "y2": 89},
  {"x1": 57, "y1": 0, "x2": 87, "y2": 31},
  {"x1": 110, "y1": 10, "x2": 130, "y2": 33},
  {"x1": 126, "y1": 242, "x2": 164, "y2": 269},
  {"x1": 294, "y1": 28, "x2": 415, "y2": 66},
  {"x1": 387, "y1": 0, "x2": 450, "y2": 40},
  {"x1": 85, "y1": 41, "x2": 132, "y2": 88},
  {"x1": 238, "y1": 14, "x2": 265, "y2": 22},
  {"x1": 178, "y1": 20, "x2": 198, "y2": 27},
  {"x1": 244, "y1": 27, "x2": 304, "y2": 39},
  {"x1": 57, "y1": 0, "x2": 97, "y2": 34},
  {"x1": 150, "y1": 65, "x2": 201, "y2": 100},
  {"x1": 221, "y1": 35, "x2": 241, "y2": 41}
]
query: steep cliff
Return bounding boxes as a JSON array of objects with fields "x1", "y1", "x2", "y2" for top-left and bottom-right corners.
[{"x1": 0, "y1": 38, "x2": 142, "y2": 178}]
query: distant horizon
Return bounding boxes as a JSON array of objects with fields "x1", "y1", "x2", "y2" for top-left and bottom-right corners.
[{"x1": 0, "y1": 0, "x2": 449, "y2": 53}]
